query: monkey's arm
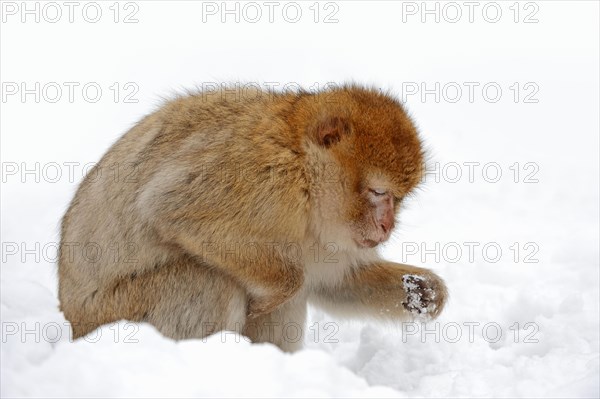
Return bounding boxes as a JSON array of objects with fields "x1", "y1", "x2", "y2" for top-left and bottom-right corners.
[
  {"x1": 166, "y1": 230, "x2": 304, "y2": 318},
  {"x1": 309, "y1": 262, "x2": 447, "y2": 321}
]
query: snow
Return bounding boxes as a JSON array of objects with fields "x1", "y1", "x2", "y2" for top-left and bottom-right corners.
[{"x1": 1, "y1": 1, "x2": 599, "y2": 397}]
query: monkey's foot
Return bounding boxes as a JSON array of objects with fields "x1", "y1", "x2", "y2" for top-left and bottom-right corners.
[{"x1": 401, "y1": 274, "x2": 446, "y2": 319}]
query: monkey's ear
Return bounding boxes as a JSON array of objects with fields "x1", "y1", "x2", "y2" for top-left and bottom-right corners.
[{"x1": 313, "y1": 116, "x2": 352, "y2": 147}]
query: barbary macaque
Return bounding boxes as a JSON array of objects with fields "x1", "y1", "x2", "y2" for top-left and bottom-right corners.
[{"x1": 58, "y1": 84, "x2": 447, "y2": 351}]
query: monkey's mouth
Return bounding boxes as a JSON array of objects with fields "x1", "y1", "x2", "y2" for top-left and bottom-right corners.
[{"x1": 355, "y1": 238, "x2": 379, "y2": 249}]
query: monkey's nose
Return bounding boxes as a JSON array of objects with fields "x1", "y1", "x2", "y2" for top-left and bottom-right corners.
[
  {"x1": 380, "y1": 216, "x2": 394, "y2": 235},
  {"x1": 375, "y1": 219, "x2": 394, "y2": 243},
  {"x1": 380, "y1": 223, "x2": 390, "y2": 234}
]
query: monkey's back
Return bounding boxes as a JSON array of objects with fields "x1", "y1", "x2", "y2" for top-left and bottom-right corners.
[{"x1": 58, "y1": 89, "x2": 310, "y2": 325}]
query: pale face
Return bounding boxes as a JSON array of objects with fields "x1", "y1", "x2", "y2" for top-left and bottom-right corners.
[
  {"x1": 353, "y1": 187, "x2": 395, "y2": 248},
  {"x1": 348, "y1": 176, "x2": 400, "y2": 248}
]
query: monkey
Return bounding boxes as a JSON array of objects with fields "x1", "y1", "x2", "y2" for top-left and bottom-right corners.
[{"x1": 58, "y1": 84, "x2": 447, "y2": 351}]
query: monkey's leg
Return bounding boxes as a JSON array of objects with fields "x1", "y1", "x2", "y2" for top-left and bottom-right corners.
[
  {"x1": 243, "y1": 291, "x2": 308, "y2": 352},
  {"x1": 67, "y1": 256, "x2": 248, "y2": 340},
  {"x1": 309, "y1": 262, "x2": 447, "y2": 321}
]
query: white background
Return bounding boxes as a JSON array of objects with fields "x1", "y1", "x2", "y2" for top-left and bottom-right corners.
[{"x1": 1, "y1": 1, "x2": 599, "y2": 397}]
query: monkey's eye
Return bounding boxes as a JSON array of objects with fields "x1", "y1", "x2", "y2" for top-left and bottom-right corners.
[{"x1": 369, "y1": 188, "x2": 387, "y2": 196}]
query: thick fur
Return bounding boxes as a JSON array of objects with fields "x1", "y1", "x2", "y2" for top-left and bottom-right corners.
[{"x1": 58, "y1": 84, "x2": 447, "y2": 351}]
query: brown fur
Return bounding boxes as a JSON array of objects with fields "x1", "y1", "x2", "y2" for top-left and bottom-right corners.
[{"x1": 58, "y1": 84, "x2": 447, "y2": 351}]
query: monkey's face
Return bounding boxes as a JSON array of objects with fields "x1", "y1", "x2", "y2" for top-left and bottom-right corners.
[
  {"x1": 347, "y1": 179, "x2": 400, "y2": 248},
  {"x1": 308, "y1": 89, "x2": 424, "y2": 250}
]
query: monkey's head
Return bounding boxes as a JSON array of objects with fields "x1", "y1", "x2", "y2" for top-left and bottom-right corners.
[{"x1": 303, "y1": 86, "x2": 424, "y2": 251}]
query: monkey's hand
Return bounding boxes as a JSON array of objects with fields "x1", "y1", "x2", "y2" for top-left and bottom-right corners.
[
  {"x1": 247, "y1": 297, "x2": 285, "y2": 319},
  {"x1": 401, "y1": 273, "x2": 446, "y2": 320},
  {"x1": 308, "y1": 262, "x2": 447, "y2": 322}
]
